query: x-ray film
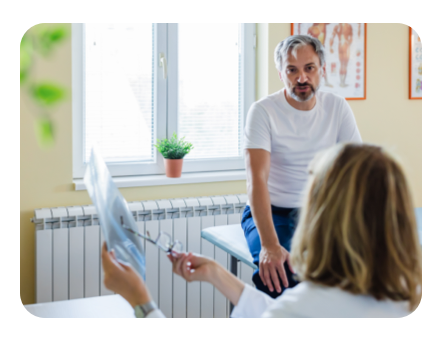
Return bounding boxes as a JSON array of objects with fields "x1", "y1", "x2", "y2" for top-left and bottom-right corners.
[{"x1": 84, "y1": 148, "x2": 145, "y2": 279}]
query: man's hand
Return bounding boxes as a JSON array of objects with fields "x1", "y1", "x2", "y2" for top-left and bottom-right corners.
[{"x1": 259, "y1": 244, "x2": 293, "y2": 293}]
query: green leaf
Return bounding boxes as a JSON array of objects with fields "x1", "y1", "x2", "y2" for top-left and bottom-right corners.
[
  {"x1": 36, "y1": 25, "x2": 68, "y2": 55},
  {"x1": 34, "y1": 117, "x2": 55, "y2": 148},
  {"x1": 31, "y1": 83, "x2": 64, "y2": 106},
  {"x1": 154, "y1": 132, "x2": 194, "y2": 159},
  {"x1": 20, "y1": 33, "x2": 33, "y2": 84}
]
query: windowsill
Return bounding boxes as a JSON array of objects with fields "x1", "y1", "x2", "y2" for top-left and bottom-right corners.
[{"x1": 73, "y1": 169, "x2": 247, "y2": 191}]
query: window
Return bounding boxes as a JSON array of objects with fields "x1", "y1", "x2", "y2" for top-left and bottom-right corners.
[{"x1": 72, "y1": 23, "x2": 255, "y2": 179}]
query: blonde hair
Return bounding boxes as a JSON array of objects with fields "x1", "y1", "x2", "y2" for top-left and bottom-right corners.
[{"x1": 291, "y1": 143, "x2": 422, "y2": 311}]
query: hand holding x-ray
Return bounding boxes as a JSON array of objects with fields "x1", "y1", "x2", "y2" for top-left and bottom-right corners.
[{"x1": 84, "y1": 147, "x2": 145, "y2": 280}]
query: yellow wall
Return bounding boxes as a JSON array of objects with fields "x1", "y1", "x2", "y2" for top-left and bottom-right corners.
[{"x1": 21, "y1": 23, "x2": 421, "y2": 305}]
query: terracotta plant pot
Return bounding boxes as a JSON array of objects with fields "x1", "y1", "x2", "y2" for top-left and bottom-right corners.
[{"x1": 164, "y1": 158, "x2": 184, "y2": 178}]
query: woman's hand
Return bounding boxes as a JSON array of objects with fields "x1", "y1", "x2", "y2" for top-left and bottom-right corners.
[
  {"x1": 168, "y1": 252, "x2": 246, "y2": 306},
  {"x1": 168, "y1": 252, "x2": 217, "y2": 283},
  {"x1": 101, "y1": 242, "x2": 151, "y2": 308}
]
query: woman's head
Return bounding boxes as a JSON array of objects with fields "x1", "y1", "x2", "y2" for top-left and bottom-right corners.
[{"x1": 291, "y1": 143, "x2": 421, "y2": 310}]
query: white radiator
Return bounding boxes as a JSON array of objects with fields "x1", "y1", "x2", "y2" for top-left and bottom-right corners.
[{"x1": 32, "y1": 194, "x2": 255, "y2": 318}]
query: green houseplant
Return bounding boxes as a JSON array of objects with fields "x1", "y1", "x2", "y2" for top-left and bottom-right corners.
[
  {"x1": 154, "y1": 133, "x2": 194, "y2": 178},
  {"x1": 21, "y1": 24, "x2": 69, "y2": 148}
]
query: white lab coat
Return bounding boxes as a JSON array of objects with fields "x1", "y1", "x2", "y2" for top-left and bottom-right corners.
[
  {"x1": 231, "y1": 281, "x2": 410, "y2": 318},
  {"x1": 146, "y1": 281, "x2": 410, "y2": 318}
]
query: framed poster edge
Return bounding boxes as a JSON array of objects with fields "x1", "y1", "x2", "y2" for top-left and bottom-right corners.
[
  {"x1": 409, "y1": 26, "x2": 422, "y2": 100},
  {"x1": 290, "y1": 23, "x2": 367, "y2": 100}
]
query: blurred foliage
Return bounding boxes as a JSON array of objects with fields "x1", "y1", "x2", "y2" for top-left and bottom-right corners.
[
  {"x1": 35, "y1": 26, "x2": 68, "y2": 56},
  {"x1": 20, "y1": 33, "x2": 33, "y2": 83},
  {"x1": 154, "y1": 132, "x2": 194, "y2": 159},
  {"x1": 20, "y1": 24, "x2": 69, "y2": 148},
  {"x1": 34, "y1": 116, "x2": 55, "y2": 148},
  {"x1": 31, "y1": 83, "x2": 64, "y2": 106}
]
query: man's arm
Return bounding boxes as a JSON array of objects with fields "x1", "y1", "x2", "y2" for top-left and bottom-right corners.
[
  {"x1": 245, "y1": 148, "x2": 292, "y2": 293},
  {"x1": 245, "y1": 148, "x2": 276, "y2": 247}
]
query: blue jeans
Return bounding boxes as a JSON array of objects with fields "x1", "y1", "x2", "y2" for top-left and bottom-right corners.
[{"x1": 241, "y1": 205, "x2": 300, "y2": 298}]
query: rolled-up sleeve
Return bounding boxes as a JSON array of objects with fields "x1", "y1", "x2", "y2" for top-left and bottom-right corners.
[{"x1": 230, "y1": 284, "x2": 275, "y2": 318}]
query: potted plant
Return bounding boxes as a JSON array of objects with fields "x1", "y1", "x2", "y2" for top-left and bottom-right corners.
[{"x1": 154, "y1": 132, "x2": 194, "y2": 178}]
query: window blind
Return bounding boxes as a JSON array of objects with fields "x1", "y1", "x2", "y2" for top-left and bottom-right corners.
[
  {"x1": 177, "y1": 24, "x2": 242, "y2": 160},
  {"x1": 83, "y1": 23, "x2": 155, "y2": 163}
]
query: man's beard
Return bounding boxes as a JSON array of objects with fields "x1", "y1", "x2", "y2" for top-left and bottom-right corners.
[{"x1": 289, "y1": 83, "x2": 319, "y2": 102}]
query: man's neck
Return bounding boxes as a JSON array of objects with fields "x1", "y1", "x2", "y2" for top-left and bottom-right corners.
[{"x1": 284, "y1": 89, "x2": 317, "y2": 111}]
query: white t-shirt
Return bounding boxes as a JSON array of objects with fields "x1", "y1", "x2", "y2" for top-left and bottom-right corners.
[
  {"x1": 244, "y1": 88, "x2": 362, "y2": 208},
  {"x1": 231, "y1": 282, "x2": 410, "y2": 318}
]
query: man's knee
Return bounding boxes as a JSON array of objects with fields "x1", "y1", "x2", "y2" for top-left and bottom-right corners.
[
  {"x1": 252, "y1": 270, "x2": 282, "y2": 299},
  {"x1": 251, "y1": 261, "x2": 299, "y2": 298}
]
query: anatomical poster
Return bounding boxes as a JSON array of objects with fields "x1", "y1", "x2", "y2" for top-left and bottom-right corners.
[
  {"x1": 409, "y1": 27, "x2": 422, "y2": 99},
  {"x1": 291, "y1": 23, "x2": 366, "y2": 100}
]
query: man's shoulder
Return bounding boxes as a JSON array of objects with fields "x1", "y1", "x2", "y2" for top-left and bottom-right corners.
[
  {"x1": 317, "y1": 90, "x2": 346, "y2": 106},
  {"x1": 254, "y1": 89, "x2": 285, "y2": 110}
]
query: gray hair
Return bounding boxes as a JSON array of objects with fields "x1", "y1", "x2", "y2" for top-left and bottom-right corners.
[{"x1": 274, "y1": 34, "x2": 326, "y2": 70}]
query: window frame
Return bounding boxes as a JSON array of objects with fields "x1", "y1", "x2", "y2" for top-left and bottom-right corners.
[{"x1": 72, "y1": 23, "x2": 255, "y2": 180}]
